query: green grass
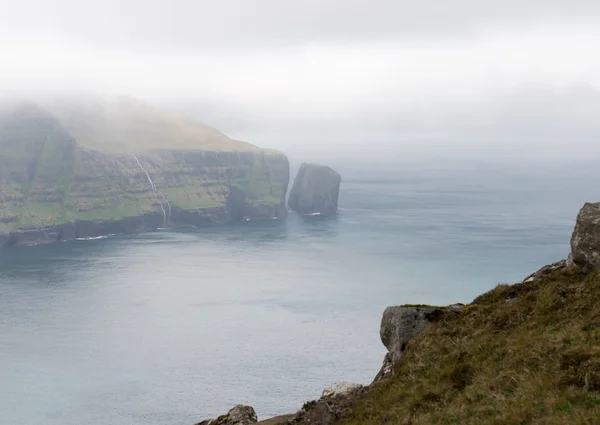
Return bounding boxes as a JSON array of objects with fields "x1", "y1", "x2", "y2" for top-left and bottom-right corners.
[
  {"x1": 70, "y1": 203, "x2": 144, "y2": 221},
  {"x1": 340, "y1": 268, "x2": 600, "y2": 425},
  {"x1": 240, "y1": 151, "x2": 288, "y2": 205},
  {"x1": 17, "y1": 202, "x2": 64, "y2": 226},
  {"x1": 161, "y1": 185, "x2": 227, "y2": 210}
]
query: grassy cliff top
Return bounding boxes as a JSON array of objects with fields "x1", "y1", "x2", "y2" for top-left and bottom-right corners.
[
  {"x1": 32, "y1": 95, "x2": 261, "y2": 154},
  {"x1": 342, "y1": 268, "x2": 600, "y2": 424}
]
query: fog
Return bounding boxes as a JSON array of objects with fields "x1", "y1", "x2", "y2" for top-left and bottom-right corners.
[{"x1": 1, "y1": 0, "x2": 600, "y2": 159}]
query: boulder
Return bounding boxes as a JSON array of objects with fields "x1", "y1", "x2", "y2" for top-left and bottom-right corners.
[
  {"x1": 292, "y1": 383, "x2": 367, "y2": 425},
  {"x1": 321, "y1": 382, "x2": 363, "y2": 398},
  {"x1": 196, "y1": 405, "x2": 258, "y2": 425},
  {"x1": 569, "y1": 202, "x2": 600, "y2": 273},
  {"x1": 288, "y1": 163, "x2": 341, "y2": 216},
  {"x1": 522, "y1": 259, "x2": 568, "y2": 283},
  {"x1": 374, "y1": 305, "x2": 459, "y2": 382}
]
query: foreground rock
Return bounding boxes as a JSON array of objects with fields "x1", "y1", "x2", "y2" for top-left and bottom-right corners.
[
  {"x1": 321, "y1": 382, "x2": 363, "y2": 398},
  {"x1": 196, "y1": 405, "x2": 258, "y2": 425},
  {"x1": 374, "y1": 304, "x2": 462, "y2": 382},
  {"x1": 569, "y1": 202, "x2": 600, "y2": 273},
  {"x1": 200, "y1": 383, "x2": 366, "y2": 425},
  {"x1": 522, "y1": 259, "x2": 568, "y2": 283},
  {"x1": 291, "y1": 383, "x2": 366, "y2": 425},
  {"x1": 288, "y1": 163, "x2": 341, "y2": 216}
]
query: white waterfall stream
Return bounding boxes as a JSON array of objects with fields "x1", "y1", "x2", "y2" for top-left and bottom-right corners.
[{"x1": 131, "y1": 154, "x2": 168, "y2": 226}]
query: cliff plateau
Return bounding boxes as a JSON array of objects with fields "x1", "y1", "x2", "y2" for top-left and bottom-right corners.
[{"x1": 0, "y1": 97, "x2": 289, "y2": 246}]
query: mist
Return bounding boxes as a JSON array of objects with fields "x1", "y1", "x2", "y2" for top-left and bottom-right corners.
[{"x1": 2, "y1": 0, "x2": 599, "y2": 160}]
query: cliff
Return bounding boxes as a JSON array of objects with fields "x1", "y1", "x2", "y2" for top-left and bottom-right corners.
[
  {"x1": 202, "y1": 201, "x2": 600, "y2": 425},
  {"x1": 338, "y1": 270, "x2": 600, "y2": 424},
  {"x1": 0, "y1": 97, "x2": 289, "y2": 246}
]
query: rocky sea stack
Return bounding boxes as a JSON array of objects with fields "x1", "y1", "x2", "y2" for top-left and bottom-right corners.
[
  {"x1": 288, "y1": 163, "x2": 341, "y2": 216},
  {"x1": 0, "y1": 96, "x2": 290, "y2": 246}
]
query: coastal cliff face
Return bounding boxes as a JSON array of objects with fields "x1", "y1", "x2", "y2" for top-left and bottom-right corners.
[
  {"x1": 0, "y1": 98, "x2": 289, "y2": 246},
  {"x1": 288, "y1": 163, "x2": 341, "y2": 216}
]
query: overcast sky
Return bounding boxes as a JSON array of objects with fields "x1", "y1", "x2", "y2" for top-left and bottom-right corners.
[{"x1": 1, "y1": 0, "x2": 600, "y2": 159}]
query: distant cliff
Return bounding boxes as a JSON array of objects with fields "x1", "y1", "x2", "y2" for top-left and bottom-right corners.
[{"x1": 0, "y1": 97, "x2": 289, "y2": 246}]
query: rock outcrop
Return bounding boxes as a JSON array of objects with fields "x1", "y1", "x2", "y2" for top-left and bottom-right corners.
[
  {"x1": 196, "y1": 405, "x2": 258, "y2": 425},
  {"x1": 190, "y1": 304, "x2": 466, "y2": 424},
  {"x1": 321, "y1": 382, "x2": 363, "y2": 398},
  {"x1": 374, "y1": 304, "x2": 462, "y2": 382},
  {"x1": 291, "y1": 383, "x2": 367, "y2": 425},
  {"x1": 0, "y1": 98, "x2": 290, "y2": 246},
  {"x1": 568, "y1": 202, "x2": 600, "y2": 273},
  {"x1": 288, "y1": 163, "x2": 341, "y2": 216},
  {"x1": 522, "y1": 259, "x2": 568, "y2": 283}
]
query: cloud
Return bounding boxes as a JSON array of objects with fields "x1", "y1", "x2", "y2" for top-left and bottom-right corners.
[
  {"x1": 2, "y1": 0, "x2": 600, "y2": 49},
  {"x1": 1, "y1": 0, "x2": 599, "y2": 158}
]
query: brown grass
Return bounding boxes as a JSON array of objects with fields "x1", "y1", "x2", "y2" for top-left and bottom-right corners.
[{"x1": 340, "y1": 268, "x2": 600, "y2": 425}]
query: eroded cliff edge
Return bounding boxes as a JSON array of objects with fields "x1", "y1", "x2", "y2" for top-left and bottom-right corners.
[
  {"x1": 200, "y1": 200, "x2": 600, "y2": 425},
  {"x1": 0, "y1": 98, "x2": 289, "y2": 246}
]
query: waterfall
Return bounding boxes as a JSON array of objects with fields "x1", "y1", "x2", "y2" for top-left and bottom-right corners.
[
  {"x1": 131, "y1": 154, "x2": 167, "y2": 226},
  {"x1": 160, "y1": 193, "x2": 171, "y2": 221},
  {"x1": 36, "y1": 224, "x2": 49, "y2": 239}
]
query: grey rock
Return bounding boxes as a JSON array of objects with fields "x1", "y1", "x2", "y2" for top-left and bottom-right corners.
[
  {"x1": 570, "y1": 202, "x2": 600, "y2": 273},
  {"x1": 288, "y1": 163, "x2": 341, "y2": 216},
  {"x1": 372, "y1": 352, "x2": 394, "y2": 383},
  {"x1": 195, "y1": 405, "x2": 257, "y2": 425},
  {"x1": 522, "y1": 259, "x2": 568, "y2": 283},
  {"x1": 321, "y1": 382, "x2": 363, "y2": 398},
  {"x1": 447, "y1": 303, "x2": 466, "y2": 313},
  {"x1": 293, "y1": 384, "x2": 367, "y2": 425},
  {"x1": 225, "y1": 405, "x2": 258, "y2": 425},
  {"x1": 374, "y1": 305, "x2": 455, "y2": 382},
  {"x1": 380, "y1": 306, "x2": 443, "y2": 364}
]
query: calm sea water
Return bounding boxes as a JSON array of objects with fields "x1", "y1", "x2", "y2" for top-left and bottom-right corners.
[{"x1": 0, "y1": 157, "x2": 597, "y2": 424}]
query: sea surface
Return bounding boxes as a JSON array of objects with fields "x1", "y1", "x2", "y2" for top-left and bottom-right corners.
[{"x1": 0, "y1": 157, "x2": 597, "y2": 424}]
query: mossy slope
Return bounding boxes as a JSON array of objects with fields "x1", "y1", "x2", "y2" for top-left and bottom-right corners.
[{"x1": 341, "y1": 268, "x2": 600, "y2": 425}]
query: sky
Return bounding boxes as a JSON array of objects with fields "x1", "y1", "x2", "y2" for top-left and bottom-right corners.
[{"x1": 1, "y1": 0, "x2": 599, "y2": 159}]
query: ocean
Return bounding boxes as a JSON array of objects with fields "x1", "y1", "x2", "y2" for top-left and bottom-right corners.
[{"x1": 0, "y1": 156, "x2": 596, "y2": 424}]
